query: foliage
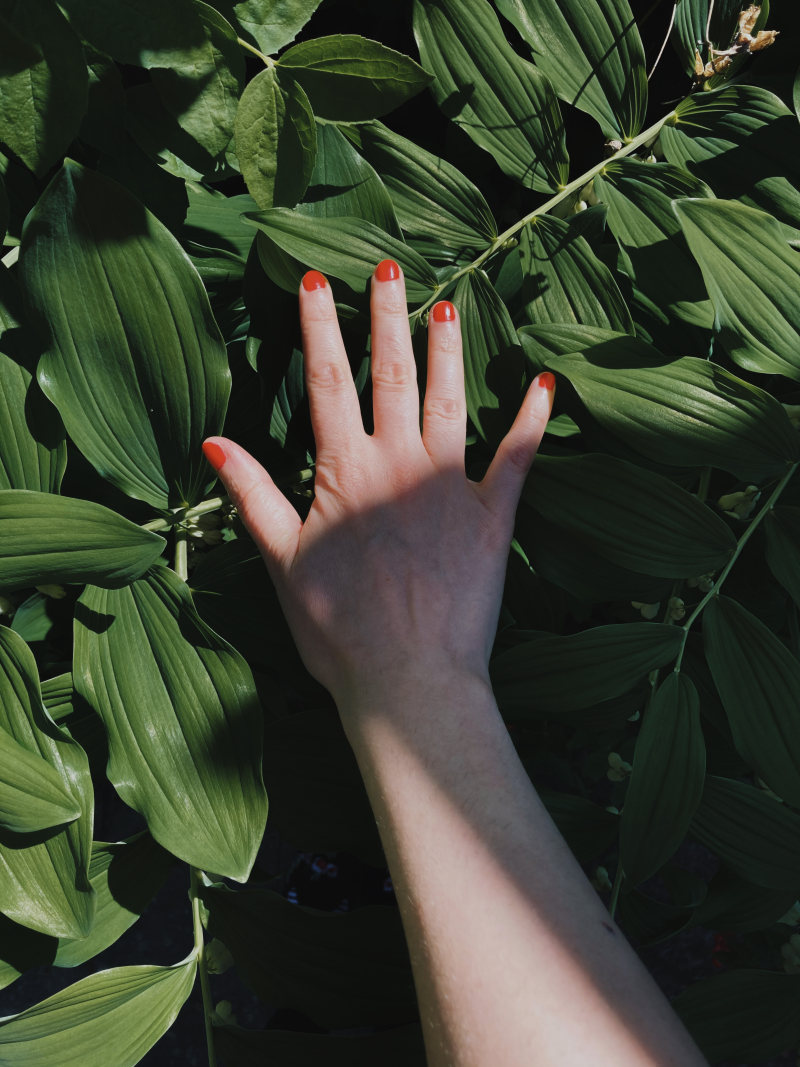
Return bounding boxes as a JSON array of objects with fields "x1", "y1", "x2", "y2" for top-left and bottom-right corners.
[{"x1": 0, "y1": 0, "x2": 800, "y2": 1063}]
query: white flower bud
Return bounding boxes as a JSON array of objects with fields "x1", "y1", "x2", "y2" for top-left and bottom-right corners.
[{"x1": 631, "y1": 601, "x2": 660, "y2": 620}]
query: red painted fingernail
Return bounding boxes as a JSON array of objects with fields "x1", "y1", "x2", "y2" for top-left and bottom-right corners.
[
  {"x1": 431, "y1": 301, "x2": 456, "y2": 323},
  {"x1": 202, "y1": 440, "x2": 227, "y2": 471},
  {"x1": 375, "y1": 259, "x2": 400, "y2": 282},
  {"x1": 538, "y1": 371, "x2": 556, "y2": 391},
  {"x1": 302, "y1": 270, "x2": 327, "y2": 291}
]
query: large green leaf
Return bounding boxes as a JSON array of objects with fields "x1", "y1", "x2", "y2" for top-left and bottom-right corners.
[
  {"x1": 59, "y1": 0, "x2": 208, "y2": 68},
  {"x1": 202, "y1": 884, "x2": 416, "y2": 1028},
  {"x1": 695, "y1": 868, "x2": 798, "y2": 935},
  {"x1": 704, "y1": 596, "x2": 800, "y2": 808},
  {"x1": 551, "y1": 346, "x2": 800, "y2": 481},
  {"x1": 455, "y1": 270, "x2": 525, "y2": 446},
  {"x1": 674, "y1": 969, "x2": 800, "y2": 1066},
  {"x1": 0, "y1": 3, "x2": 88, "y2": 177},
  {"x1": 0, "y1": 724, "x2": 80, "y2": 835},
  {"x1": 0, "y1": 270, "x2": 66, "y2": 493},
  {"x1": 346, "y1": 120, "x2": 496, "y2": 263},
  {"x1": 690, "y1": 776, "x2": 800, "y2": 890},
  {"x1": 0, "y1": 491, "x2": 165, "y2": 592},
  {"x1": 149, "y1": 1, "x2": 244, "y2": 163},
  {"x1": 212, "y1": 0, "x2": 322, "y2": 54},
  {"x1": 491, "y1": 623, "x2": 683, "y2": 718},
  {"x1": 215, "y1": 1024, "x2": 425, "y2": 1066},
  {"x1": 661, "y1": 86, "x2": 800, "y2": 237},
  {"x1": 764, "y1": 506, "x2": 800, "y2": 609},
  {"x1": 184, "y1": 185, "x2": 258, "y2": 263},
  {"x1": 497, "y1": 213, "x2": 634, "y2": 332},
  {"x1": 55, "y1": 835, "x2": 174, "y2": 967},
  {"x1": 74, "y1": 567, "x2": 268, "y2": 881},
  {"x1": 245, "y1": 208, "x2": 438, "y2": 302},
  {"x1": 0, "y1": 958, "x2": 197, "y2": 1065},
  {"x1": 619, "y1": 672, "x2": 706, "y2": 886},
  {"x1": 0, "y1": 628, "x2": 93, "y2": 939},
  {"x1": 278, "y1": 35, "x2": 433, "y2": 121},
  {"x1": 413, "y1": 0, "x2": 568, "y2": 192},
  {"x1": 235, "y1": 67, "x2": 316, "y2": 210},
  {"x1": 19, "y1": 160, "x2": 230, "y2": 509},
  {"x1": 523, "y1": 453, "x2": 736, "y2": 577},
  {"x1": 593, "y1": 160, "x2": 713, "y2": 334},
  {"x1": 674, "y1": 197, "x2": 800, "y2": 382},
  {"x1": 494, "y1": 0, "x2": 647, "y2": 138}
]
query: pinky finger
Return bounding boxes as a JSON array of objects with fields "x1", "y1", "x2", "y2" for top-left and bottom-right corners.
[{"x1": 478, "y1": 372, "x2": 555, "y2": 522}]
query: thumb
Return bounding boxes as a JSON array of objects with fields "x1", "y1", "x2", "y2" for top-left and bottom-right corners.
[{"x1": 202, "y1": 438, "x2": 302, "y2": 575}]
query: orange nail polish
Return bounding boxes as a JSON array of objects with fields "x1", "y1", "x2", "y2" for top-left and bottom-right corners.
[
  {"x1": 538, "y1": 371, "x2": 556, "y2": 391},
  {"x1": 431, "y1": 301, "x2": 456, "y2": 323},
  {"x1": 202, "y1": 440, "x2": 227, "y2": 471},
  {"x1": 302, "y1": 270, "x2": 327, "y2": 291},
  {"x1": 375, "y1": 259, "x2": 400, "y2": 282}
]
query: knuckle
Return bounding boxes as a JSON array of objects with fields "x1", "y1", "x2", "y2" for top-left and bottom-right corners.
[
  {"x1": 305, "y1": 360, "x2": 350, "y2": 389},
  {"x1": 424, "y1": 394, "x2": 465, "y2": 422},
  {"x1": 372, "y1": 360, "x2": 416, "y2": 388}
]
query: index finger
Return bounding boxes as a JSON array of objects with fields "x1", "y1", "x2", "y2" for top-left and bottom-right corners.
[{"x1": 299, "y1": 270, "x2": 364, "y2": 455}]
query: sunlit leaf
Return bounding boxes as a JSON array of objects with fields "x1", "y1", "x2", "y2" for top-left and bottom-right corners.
[
  {"x1": 212, "y1": 0, "x2": 323, "y2": 55},
  {"x1": 75, "y1": 567, "x2": 268, "y2": 881},
  {"x1": 494, "y1": 0, "x2": 648, "y2": 138},
  {"x1": 619, "y1": 672, "x2": 706, "y2": 886},
  {"x1": 0, "y1": 723, "x2": 80, "y2": 835},
  {"x1": 19, "y1": 160, "x2": 230, "y2": 508},
  {"x1": 413, "y1": 0, "x2": 568, "y2": 192}
]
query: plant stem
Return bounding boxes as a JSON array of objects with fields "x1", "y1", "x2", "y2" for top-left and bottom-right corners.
[
  {"x1": 674, "y1": 460, "x2": 799, "y2": 670},
  {"x1": 190, "y1": 867, "x2": 218, "y2": 1067},
  {"x1": 174, "y1": 524, "x2": 189, "y2": 582},
  {"x1": 409, "y1": 112, "x2": 674, "y2": 322},
  {"x1": 237, "y1": 36, "x2": 272, "y2": 65},
  {"x1": 609, "y1": 864, "x2": 624, "y2": 920}
]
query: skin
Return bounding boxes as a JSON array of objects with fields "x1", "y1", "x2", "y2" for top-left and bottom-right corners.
[{"x1": 204, "y1": 264, "x2": 708, "y2": 1067}]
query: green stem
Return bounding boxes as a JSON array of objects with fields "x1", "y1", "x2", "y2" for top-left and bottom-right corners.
[
  {"x1": 174, "y1": 524, "x2": 189, "y2": 582},
  {"x1": 609, "y1": 863, "x2": 624, "y2": 920},
  {"x1": 190, "y1": 867, "x2": 218, "y2": 1067},
  {"x1": 409, "y1": 112, "x2": 674, "y2": 322},
  {"x1": 674, "y1": 460, "x2": 799, "y2": 670},
  {"x1": 237, "y1": 36, "x2": 272, "y2": 65}
]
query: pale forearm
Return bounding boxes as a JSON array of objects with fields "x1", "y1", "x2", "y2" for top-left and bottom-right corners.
[{"x1": 338, "y1": 670, "x2": 707, "y2": 1067}]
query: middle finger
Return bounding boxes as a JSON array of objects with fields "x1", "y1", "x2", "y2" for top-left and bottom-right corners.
[{"x1": 369, "y1": 260, "x2": 420, "y2": 442}]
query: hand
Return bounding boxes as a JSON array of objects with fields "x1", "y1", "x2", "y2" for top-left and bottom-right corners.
[{"x1": 203, "y1": 261, "x2": 554, "y2": 709}]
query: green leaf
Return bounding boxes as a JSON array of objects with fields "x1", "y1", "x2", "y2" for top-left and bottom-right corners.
[
  {"x1": 298, "y1": 124, "x2": 399, "y2": 236},
  {"x1": 0, "y1": 175, "x2": 7, "y2": 241},
  {"x1": 455, "y1": 270, "x2": 525, "y2": 445},
  {"x1": 704, "y1": 596, "x2": 800, "y2": 808},
  {"x1": 0, "y1": 958, "x2": 197, "y2": 1065},
  {"x1": 593, "y1": 160, "x2": 713, "y2": 333},
  {"x1": 0, "y1": 724, "x2": 81, "y2": 834},
  {"x1": 661, "y1": 86, "x2": 800, "y2": 238},
  {"x1": 551, "y1": 345, "x2": 800, "y2": 482},
  {"x1": 671, "y1": 0, "x2": 770, "y2": 81},
  {"x1": 765, "y1": 506, "x2": 800, "y2": 609},
  {"x1": 59, "y1": 0, "x2": 209, "y2": 68},
  {"x1": 518, "y1": 323, "x2": 626, "y2": 371},
  {"x1": 523, "y1": 453, "x2": 736, "y2": 577},
  {"x1": 0, "y1": 270, "x2": 66, "y2": 493},
  {"x1": 674, "y1": 197, "x2": 800, "y2": 381},
  {"x1": 0, "y1": 491, "x2": 165, "y2": 592},
  {"x1": 413, "y1": 0, "x2": 568, "y2": 192},
  {"x1": 619, "y1": 672, "x2": 706, "y2": 886},
  {"x1": 491, "y1": 623, "x2": 682, "y2": 719},
  {"x1": 235, "y1": 67, "x2": 316, "y2": 209},
  {"x1": 74, "y1": 567, "x2": 268, "y2": 881},
  {"x1": 690, "y1": 775, "x2": 800, "y2": 890},
  {"x1": 494, "y1": 0, "x2": 647, "y2": 138},
  {"x1": 245, "y1": 208, "x2": 438, "y2": 302},
  {"x1": 20, "y1": 160, "x2": 230, "y2": 509},
  {"x1": 55, "y1": 835, "x2": 174, "y2": 967},
  {"x1": 278, "y1": 34, "x2": 433, "y2": 121},
  {"x1": 695, "y1": 867, "x2": 798, "y2": 934},
  {"x1": 0, "y1": 628, "x2": 93, "y2": 939},
  {"x1": 0, "y1": 4, "x2": 88, "y2": 177},
  {"x1": 498, "y1": 214, "x2": 634, "y2": 332},
  {"x1": 343, "y1": 120, "x2": 496, "y2": 262},
  {"x1": 674, "y1": 969, "x2": 800, "y2": 1066},
  {"x1": 214, "y1": 1023, "x2": 426, "y2": 1067},
  {"x1": 202, "y1": 884, "x2": 416, "y2": 1028},
  {"x1": 184, "y1": 184, "x2": 258, "y2": 262},
  {"x1": 215, "y1": 0, "x2": 323, "y2": 54},
  {"x1": 150, "y1": 1, "x2": 245, "y2": 162}
]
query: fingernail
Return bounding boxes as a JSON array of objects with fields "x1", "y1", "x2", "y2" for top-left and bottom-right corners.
[
  {"x1": 431, "y1": 301, "x2": 456, "y2": 323},
  {"x1": 375, "y1": 259, "x2": 400, "y2": 282},
  {"x1": 202, "y1": 440, "x2": 227, "y2": 471},
  {"x1": 537, "y1": 371, "x2": 556, "y2": 391},
  {"x1": 302, "y1": 270, "x2": 327, "y2": 291}
]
